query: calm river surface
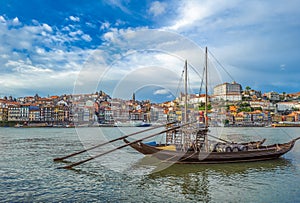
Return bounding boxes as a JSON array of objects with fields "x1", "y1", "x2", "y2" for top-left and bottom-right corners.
[{"x1": 1, "y1": 127, "x2": 300, "y2": 202}]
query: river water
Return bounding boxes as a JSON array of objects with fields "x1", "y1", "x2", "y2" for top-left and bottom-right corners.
[{"x1": 1, "y1": 127, "x2": 300, "y2": 202}]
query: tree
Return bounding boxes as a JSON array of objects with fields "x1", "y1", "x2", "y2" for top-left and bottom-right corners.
[{"x1": 245, "y1": 86, "x2": 251, "y2": 91}]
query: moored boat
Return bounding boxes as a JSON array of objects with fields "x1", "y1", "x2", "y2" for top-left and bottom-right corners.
[
  {"x1": 124, "y1": 137, "x2": 300, "y2": 163},
  {"x1": 272, "y1": 122, "x2": 300, "y2": 127}
]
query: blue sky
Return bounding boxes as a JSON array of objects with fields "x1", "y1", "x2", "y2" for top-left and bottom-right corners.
[{"x1": 0, "y1": 0, "x2": 300, "y2": 102}]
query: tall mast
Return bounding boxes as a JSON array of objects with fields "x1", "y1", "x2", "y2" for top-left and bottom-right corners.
[
  {"x1": 205, "y1": 47, "x2": 209, "y2": 152},
  {"x1": 205, "y1": 47, "x2": 208, "y2": 128},
  {"x1": 184, "y1": 60, "x2": 188, "y2": 124}
]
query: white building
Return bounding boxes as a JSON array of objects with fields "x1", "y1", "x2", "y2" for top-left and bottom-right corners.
[
  {"x1": 20, "y1": 105, "x2": 29, "y2": 121},
  {"x1": 188, "y1": 94, "x2": 207, "y2": 104},
  {"x1": 250, "y1": 100, "x2": 276, "y2": 111},
  {"x1": 213, "y1": 82, "x2": 242, "y2": 101},
  {"x1": 276, "y1": 102, "x2": 300, "y2": 111}
]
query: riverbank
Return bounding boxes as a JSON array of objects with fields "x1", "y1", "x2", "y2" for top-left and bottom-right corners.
[{"x1": 2, "y1": 121, "x2": 300, "y2": 128}]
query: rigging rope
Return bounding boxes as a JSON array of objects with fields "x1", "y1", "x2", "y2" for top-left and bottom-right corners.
[
  {"x1": 208, "y1": 49, "x2": 235, "y2": 82},
  {"x1": 175, "y1": 67, "x2": 185, "y2": 98},
  {"x1": 198, "y1": 62, "x2": 205, "y2": 95}
]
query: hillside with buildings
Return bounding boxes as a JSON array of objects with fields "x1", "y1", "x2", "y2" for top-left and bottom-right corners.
[{"x1": 1, "y1": 82, "x2": 300, "y2": 127}]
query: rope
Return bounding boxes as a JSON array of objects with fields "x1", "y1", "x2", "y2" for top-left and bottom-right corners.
[
  {"x1": 208, "y1": 49, "x2": 235, "y2": 82},
  {"x1": 175, "y1": 69, "x2": 184, "y2": 98},
  {"x1": 198, "y1": 63, "x2": 205, "y2": 95}
]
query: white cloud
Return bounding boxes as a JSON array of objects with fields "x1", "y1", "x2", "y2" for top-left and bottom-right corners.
[
  {"x1": 35, "y1": 47, "x2": 45, "y2": 55},
  {"x1": 0, "y1": 16, "x2": 6, "y2": 23},
  {"x1": 42, "y1": 23, "x2": 53, "y2": 32},
  {"x1": 0, "y1": 16, "x2": 94, "y2": 96},
  {"x1": 105, "y1": 0, "x2": 131, "y2": 14},
  {"x1": 12, "y1": 17, "x2": 21, "y2": 26},
  {"x1": 5, "y1": 59, "x2": 52, "y2": 73},
  {"x1": 115, "y1": 19, "x2": 126, "y2": 26},
  {"x1": 148, "y1": 1, "x2": 167, "y2": 17},
  {"x1": 100, "y1": 21, "x2": 110, "y2": 30},
  {"x1": 154, "y1": 89, "x2": 169, "y2": 95},
  {"x1": 69, "y1": 30, "x2": 83, "y2": 37},
  {"x1": 157, "y1": 0, "x2": 300, "y2": 93},
  {"x1": 166, "y1": 0, "x2": 226, "y2": 30},
  {"x1": 167, "y1": 0, "x2": 240, "y2": 30},
  {"x1": 69, "y1": 16, "x2": 80, "y2": 22},
  {"x1": 102, "y1": 31, "x2": 116, "y2": 42},
  {"x1": 79, "y1": 28, "x2": 225, "y2": 99},
  {"x1": 82, "y1": 34, "x2": 92, "y2": 42}
]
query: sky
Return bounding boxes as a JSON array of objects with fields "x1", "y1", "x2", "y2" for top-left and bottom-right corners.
[{"x1": 0, "y1": 0, "x2": 300, "y2": 102}]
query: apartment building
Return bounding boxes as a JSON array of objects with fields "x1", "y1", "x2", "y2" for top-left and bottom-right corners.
[{"x1": 0, "y1": 107, "x2": 8, "y2": 121}]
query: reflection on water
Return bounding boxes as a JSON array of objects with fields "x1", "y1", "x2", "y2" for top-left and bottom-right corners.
[
  {"x1": 149, "y1": 158, "x2": 292, "y2": 177},
  {"x1": 144, "y1": 158, "x2": 293, "y2": 202}
]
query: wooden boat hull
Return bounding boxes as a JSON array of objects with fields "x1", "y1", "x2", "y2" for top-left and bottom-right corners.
[{"x1": 124, "y1": 138, "x2": 299, "y2": 164}]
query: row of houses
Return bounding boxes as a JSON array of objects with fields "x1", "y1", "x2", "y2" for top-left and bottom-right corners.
[
  {"x1": 1, "y1": 81, "x2": 300, "y2": 126},
  {"x1": 0, "y1": 92, "x2": 167, "y2": 125},
  {"x1": 0, "y1": 103, "x2": 71, "y2": 123},
  {"x1": 0, "y1": 93, "x2": 99, "y2": 124}
]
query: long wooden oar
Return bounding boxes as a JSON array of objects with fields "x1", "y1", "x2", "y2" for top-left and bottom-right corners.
[
  {"x1": 53, "y1": 121, "x2": 177, "y2": 162},
  {"x1": 58, "y1": 121, "x2": 196, "y2": 169}
]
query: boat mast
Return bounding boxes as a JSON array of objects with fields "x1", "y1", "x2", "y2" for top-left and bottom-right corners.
[
  {"x1": 184, "y1": 60, "x2": 188, "y2": 124},
  {"x1": 205, "y1": 47, "x2": 208, "y2": 128},
  {"x1": 205, "y1": 47, "x2": 209, "y2": 152}
]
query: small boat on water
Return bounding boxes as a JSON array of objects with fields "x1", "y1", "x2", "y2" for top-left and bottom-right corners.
[
  {"x1": 272, "y1": 121, "x2": 300, "y2": 127},
  {"x1": 136, "y1": 122, "x2": 151, "y2": 127},
  {"x1": 114, "y1": 120, "x2": 151, "y2": 127},
  {"x1": 14, "y1": 123, "x2": 23, "y2": 128},
  {"x1": 124, "y1": 47, "x2": 300, "y2": 164}
]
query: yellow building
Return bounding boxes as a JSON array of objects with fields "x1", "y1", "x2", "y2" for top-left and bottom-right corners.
[{"x1": 0, "y1": 107, "x2": 8, "y2": 121}]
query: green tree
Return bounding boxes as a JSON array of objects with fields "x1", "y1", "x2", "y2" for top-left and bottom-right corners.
[{"x1": 245, "y1": 86, "x2": 251, "y2": 91}]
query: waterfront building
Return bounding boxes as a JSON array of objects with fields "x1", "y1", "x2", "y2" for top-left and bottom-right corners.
[
  {"x1": 8, "y1": 105, "x2": 21, "y2": 121},
  {"x1": 212, "y1": 82, "x2": 242, "y2": 101},
  {"x1": 104, "y1": 107, "x2": 114, "y2": 124},
  {"x1": 286, "y1": 112, "x2": 299, "y2": 122},
  {"x1": 150, "y1": 105, "x2": 167, "y2": 123},
  {"x1": 167, "y1": 110, "x2": 181, "y2": 122},
  {"x1": 63, "y1": 105, "x2": 70, "y2": 123},
  {"x1": 5, "y1": 101, "x2": 19, "y2": 121},
  {"x1": 29, "y1": 106, "x2": 40, "y2": 122},
  {"x1": 40, "y1": 105, "x2": 54, "y2": 122},
  {"x1": 0, "y1": 99, "x2": 7, "y2": 107},
  {"x1": 83, "y1": 107, "x2": 92, "y2": 122},
  {"x1": 272, "y1": 114, "x2": 284, "y2": 122},
  {"x1": 0, "y1": 107, "x2": 8, "y2": 121},
  {"x1": 19, "y1": 105, "x2": 30, "y2": 121},
  {"x1": 53, "y1": 105, "x2": 65, "y2": 123},
  {"x1": 232, "y1": 110, "x2": 265, "y2": 126}
]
